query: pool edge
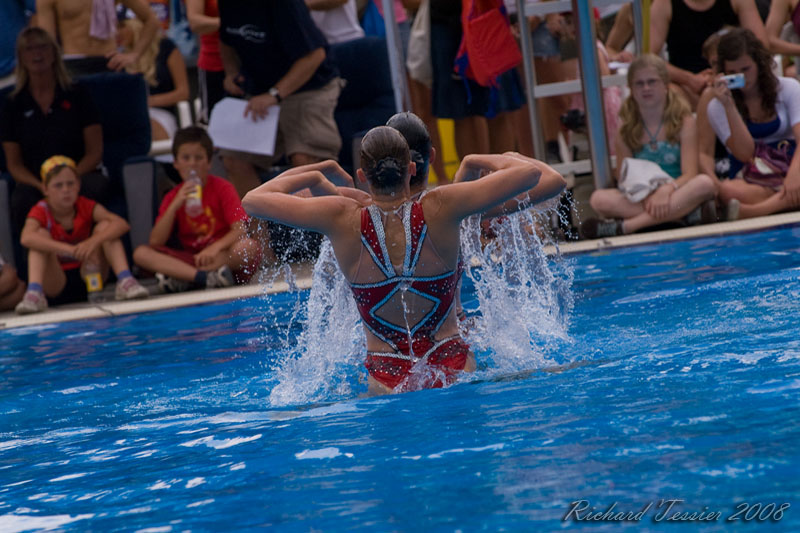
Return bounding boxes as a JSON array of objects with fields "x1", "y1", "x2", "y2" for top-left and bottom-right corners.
[
  {"x1": 3, "y1": 212, "x2": 800, "y2": 331},
  {"x1": 547, "y1": 212, "x2": 800, "y2": 256}
]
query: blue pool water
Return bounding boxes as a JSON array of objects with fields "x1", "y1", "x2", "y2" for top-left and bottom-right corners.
[{"x1": 2, "y1": 225, "x2": 800, "y2": 531}]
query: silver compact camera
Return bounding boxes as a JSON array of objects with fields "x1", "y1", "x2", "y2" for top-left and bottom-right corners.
[{"x1": 722, "y1": 73, "x2": 745, "y2": 89}]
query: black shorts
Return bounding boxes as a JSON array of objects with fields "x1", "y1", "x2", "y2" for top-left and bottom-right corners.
[
  {"x1": 50, "y1": 267, "x2": 88, "y2": 306},
  {"x1": 431, "y1": 20, "x2": 523, "y2": 120}
]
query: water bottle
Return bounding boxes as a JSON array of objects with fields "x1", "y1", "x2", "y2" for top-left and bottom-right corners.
[
  {"x1": 84, "y1": 262, "x2": 105, "y2": 303},
  {"x1": 185, "y1": 169, "x2": 203, "y2": 218}
]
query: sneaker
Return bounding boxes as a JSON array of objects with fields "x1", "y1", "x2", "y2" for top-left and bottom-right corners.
[
  {"x1": 725, "y1": 198, "x2": 740, "y2": 221},
  {"x1": 684, "y1": 206, "x2": 702, "y2": 226},
  {"x1": 115, "y1": 277, "x2": 150, "y2": 301},
  {"x1": 155, "y1": 272, "x2": 192, "y2": 294},
  {"x1": 15, "y1": 290, "x2": 48, "y2": 315},
  {"x1": 206, "y1": 265, "x2": 234, "y2": 288},
  {"x1": 580, "y1": 218, "x2": 624, "y2": 240}
]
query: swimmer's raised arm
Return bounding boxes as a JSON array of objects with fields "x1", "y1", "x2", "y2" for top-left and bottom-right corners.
[
  {"x1": 242, "y1": 171, "x2": 357, "y2": 235},
  {"x1": 253, "y1": 168, "x2": 340, "y2": 197},
  {"x1": 481, "y1": 153, "x2": 566, "y2": 219},
  {"x1": 252, "y1": 163, "x2": 369, "y2": 204},
  {"x1": 451, "y1": 153, "x2": 566, "y2": 219},
  {"x1": 428, "y1": 154, "x2": 543, "y2": 223},
  {"x1": 277, "y1": 160, "x2": 355, "y2": 188}
]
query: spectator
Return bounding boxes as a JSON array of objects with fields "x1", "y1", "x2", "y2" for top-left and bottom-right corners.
[
  {"x1": 706, "y1": 28, "x2": 800, "y2": 218},
  {"x1": 523, "y1": 11, "x2": 572, "y2": 163},
  {"x1": 0, "y1": 252, "x2": 26, "y2": 311},
  {"x1": 764, "y1": 0, "x2": 800, "y2": 77},
  {"x1": 604, "y1": 3, "x2": 635, "y2": 63},
  {"x1": 649, "y1": 0, "x2": 767, "y2": 109},
  {"x1": 405, "y1": 0, "x2": 450, "y2": 182},
  {"x1": 186, "y1": 0, "x2": 224, "y2": 124},
  {"x1": 429, "y1": 0, "x2": 522, "y2": 159},
  {"x1": 133, "y1": 127, "x2": 261, "y2": 293},
  {"x1": 0, "y1": 0, "x2": 36, "y2": 89},
  {"x1": 582, "y1": 54, "x2": 718, "y2": 238},
  {"x1": 307, "y1": 0, "x2": 365, "y2": 45},
  {"x1": 697, "y1": 28, "x2": 737, "y2": 184},
  {"x1": 118, "y1": 17, "x2": 190, "y2": 141},
  {"x1": 217, "y1": 0, "x2": 344, "y2": 198},
  {"x1": 1, "y1": 26, "x2": 109, "y2": 240},
  {"x1": 15, "y1": 156, "x2": 148, "y2": 315},
  {"x1": 36, "y1": 0, "x2": 159, "y2": 76}
]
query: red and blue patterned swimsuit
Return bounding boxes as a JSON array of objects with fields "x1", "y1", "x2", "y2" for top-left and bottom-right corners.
[{"x1": 349, "y1": 201, "x2": 469, "y2": 390}]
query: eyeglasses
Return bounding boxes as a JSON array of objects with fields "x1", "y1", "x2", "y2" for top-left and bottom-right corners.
[{"x1": 633, "y1": 78, "x2": 663, "y2": 89}]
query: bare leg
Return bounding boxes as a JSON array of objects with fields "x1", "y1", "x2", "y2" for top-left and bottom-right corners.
[
  {"x1": 27, "y1": 247, "x2": 67, "y2": 297},
  {"x1": 719, "y1": 179, "x2": 789, "y2": 219},
  {"x1": 409, "y1": 78, "x2": 450, "y2": 183},
  {"x1": 589, "y1": 188, "x2": 646, "y2": 220},
  {"x1": 590, "y1": 175, "x2": 717, "y2": 233},
  {"x1": 736, "y1": 192, "x2": 793, "y2": 219},
  {"x1": 454, "y1": 115, "x2": 489, "y2": 160},
  {"x1": 511, "y1": 105, "x2": 535, "y2": 157},
  {"x1": 623, "y1": 175, "x2": 717, "y2": 233},
  {"x1": 151, "y1": 118, "x2": 170, "y2": 141},
  {"x1": 228, "y1": 237, "x2": 262, "y2": 274},
  {"x1": 133, "y1": 245, "x2": 198, "y2": 281},
  {"x1": 487, "y1": 112, "x2": 516, "y2": 154},
  {"x1": 0, "y1": 266, "x2": 25, "y2": 311}
]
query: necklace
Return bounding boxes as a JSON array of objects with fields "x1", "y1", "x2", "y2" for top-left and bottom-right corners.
[{"x1": 642, "y1": 119, "x2": 664, "y2": 151}]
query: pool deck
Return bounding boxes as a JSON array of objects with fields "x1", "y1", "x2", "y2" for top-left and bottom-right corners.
[{"x1": 2, "y1": 211, "x2": 800, "y2": 331}]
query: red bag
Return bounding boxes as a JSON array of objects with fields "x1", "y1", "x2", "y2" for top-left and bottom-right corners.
[{"x1": 454, "y1": 0, "x2": 521, "y2": 88}]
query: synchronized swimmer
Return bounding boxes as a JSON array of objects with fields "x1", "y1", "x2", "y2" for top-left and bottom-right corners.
[{"x1": 243, "y1": 113, "x2": 565, "y2": 394}]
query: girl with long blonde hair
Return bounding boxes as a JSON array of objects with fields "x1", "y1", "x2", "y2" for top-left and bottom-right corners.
[{"x1": 582, "y1": 54, "x2": 719, "y2": 238}]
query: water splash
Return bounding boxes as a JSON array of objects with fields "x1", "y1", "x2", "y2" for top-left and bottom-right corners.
[
  {"x1": 267, "y1": 241, "x2": 364, "y2": 406},
  {"x1": 460, "y1": 210, "x2": 574, "y2": 376},
  {"x1": 266, "y1": 206, "x2": 574, "y2": 406}
]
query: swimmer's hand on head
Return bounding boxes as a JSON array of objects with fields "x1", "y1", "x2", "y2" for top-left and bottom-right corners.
[
  {"x1": 244, "y1": 161, "x2": 368, "y2": 206},
  {"x1": 452, "y1": 153, "x2": 566, "y2": 218}
]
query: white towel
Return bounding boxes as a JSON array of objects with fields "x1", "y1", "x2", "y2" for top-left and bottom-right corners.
[
  {"x1": 618, "y1": 157, "x2": 673, "y2": 203},
  {"x1": 90, "y1": 0, "x2": 118, "y2": 40}
]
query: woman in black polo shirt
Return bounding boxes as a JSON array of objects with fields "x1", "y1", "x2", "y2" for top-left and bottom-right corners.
[{"x1": 0, "y1": 27, "x2": 109, "y2": 237}]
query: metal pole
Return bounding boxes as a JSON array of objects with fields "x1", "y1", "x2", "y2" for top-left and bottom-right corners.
[
  {"x1": 517, "y1": 0, "x2": 545, "y2": 160},
  {"x1": 381, "y1": 0, "x2": 410, "y2": 112},
  {"x1": 571, "y1": 0, "x2": 611, "y2": 189}
]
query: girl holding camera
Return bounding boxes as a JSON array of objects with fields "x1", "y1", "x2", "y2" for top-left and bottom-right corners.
[{"x1": 706, "y1": 28, "x2": 800, "y2": 218}]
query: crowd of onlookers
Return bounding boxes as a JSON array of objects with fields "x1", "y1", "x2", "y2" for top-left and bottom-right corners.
[{"x1": 2, "y1": 0, "x2": 800, "y2": 315}]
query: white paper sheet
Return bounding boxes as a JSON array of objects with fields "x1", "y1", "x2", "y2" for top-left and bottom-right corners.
[{"x1": 208, "y1": 97, "x2": 280, "y2": 156}]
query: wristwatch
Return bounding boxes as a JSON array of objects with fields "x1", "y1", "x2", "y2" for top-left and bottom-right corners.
[{"x1": 268, "y1": 87, "x2": 282, "y2": 103}]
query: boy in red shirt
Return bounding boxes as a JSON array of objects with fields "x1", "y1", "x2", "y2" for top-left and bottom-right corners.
[
  {"x1": 15, "y1": 156, "x2": 149, "y2": 314},
  {"x1": 133, "y1": 127, "x2": 261, "y2": 292}
]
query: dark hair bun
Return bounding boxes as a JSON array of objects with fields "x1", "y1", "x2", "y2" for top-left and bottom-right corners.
[{"x1": 372, "y1": 157, "x2": 403, "y2": 187}]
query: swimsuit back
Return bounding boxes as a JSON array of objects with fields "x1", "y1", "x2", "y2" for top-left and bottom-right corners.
[{"x1": 349, "y1": 201, "x2": 460, "y2": 354}]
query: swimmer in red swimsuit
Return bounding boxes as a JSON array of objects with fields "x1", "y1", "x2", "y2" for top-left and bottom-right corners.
[{"x1": 244, "y1": 126, "x2": 554, "y2": 394}]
